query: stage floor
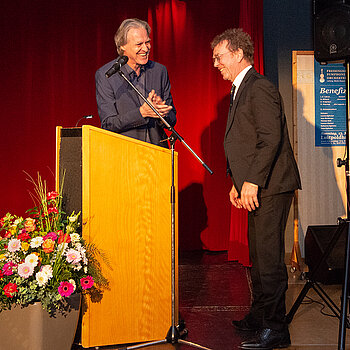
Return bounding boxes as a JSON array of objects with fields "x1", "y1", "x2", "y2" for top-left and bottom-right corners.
[{"x1": 73, "y1": 250, "x2": 350, "y2": 350}]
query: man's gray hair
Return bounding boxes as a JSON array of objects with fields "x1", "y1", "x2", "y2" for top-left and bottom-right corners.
[{"x1": 114, "y1": 18, "x2": 151, "y2": 55}]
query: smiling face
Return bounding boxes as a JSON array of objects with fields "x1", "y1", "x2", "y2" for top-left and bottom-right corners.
[
  {"x1": 212, "y1": 40, "x2": 243, "y2": 82},
  {"x1": 121, "y1": 27, "x2": 151, "y2": 73}
]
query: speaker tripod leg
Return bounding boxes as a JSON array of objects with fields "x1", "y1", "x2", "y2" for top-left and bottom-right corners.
[
  {"x1": 287, "y1": 223, "x2": 346, "y2": 323},
  {"x1": 286, "y1": 281, "x2": 312, "y2": 323}
]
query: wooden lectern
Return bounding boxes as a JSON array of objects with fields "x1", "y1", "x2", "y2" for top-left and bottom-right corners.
[{"x1": 56, "y1": 125, "x2": 178, "y2": 348}]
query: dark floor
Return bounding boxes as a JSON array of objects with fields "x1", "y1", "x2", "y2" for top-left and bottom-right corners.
[{"x1": 74, "y1": 250, "x2": 350, "y2": 350}]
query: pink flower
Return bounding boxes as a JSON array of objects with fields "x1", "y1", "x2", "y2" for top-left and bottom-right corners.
[
  {"x1": 17, "y1": 262, "x2": 34, "y2": 278},
  {"x1": 43, "y1": 232, "x2": 57, "y2": 241},
  {"x1": 2, "y1": 261, "x2": 16, "y2": 276},
  {"x1": 80, "y1": 276, "x2": 94, "y2": 290},
  {"x1": 58, "y1": 281, "x2": 75, "y2": 297},
  {"x1": 7, "y1": 238, "x2": 21, "y2": 252},
  {"x1": 66, "y1": 249, "x2": 81, "y2": 264}
]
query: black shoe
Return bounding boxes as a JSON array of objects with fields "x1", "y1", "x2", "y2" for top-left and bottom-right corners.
[
  {"x1": 239, "y1": 327, "x2": 291, "y2": 349},
  {"x1": 232, "y1": 316, "x2": 261, "y2": 331}
]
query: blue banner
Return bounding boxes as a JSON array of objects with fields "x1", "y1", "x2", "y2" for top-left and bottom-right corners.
[{"x1": 314, "y1": 60, "x2": 346, "y2": 147}]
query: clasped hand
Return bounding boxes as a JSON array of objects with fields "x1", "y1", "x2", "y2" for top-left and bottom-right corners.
[
  {"x1": 140, "y1": 89, "x2": 172, "y2": 119},
  {"x1": 229, "y1": 181, "x2": 259, "y2": 212}
]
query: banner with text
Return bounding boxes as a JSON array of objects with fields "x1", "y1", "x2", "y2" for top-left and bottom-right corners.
[{"x1": 314, "y1": 60, "x2": 346, "y2": 147}]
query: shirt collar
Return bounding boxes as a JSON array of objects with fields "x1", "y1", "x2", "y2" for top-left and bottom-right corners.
[
  {"x1": 232, "y1": 65, "x2": 252, "y2": 97},
  {"x1": 124, "y1": 62, "x2": 148, "y2": 80}
]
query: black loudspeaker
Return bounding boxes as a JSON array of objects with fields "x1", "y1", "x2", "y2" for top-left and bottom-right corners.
[
  {"x1": 305, "y1": 225, "x2": 347, "y2": 284},
  {"x1": 314, "y1": 0, "x2": 350, "y2": 63}
]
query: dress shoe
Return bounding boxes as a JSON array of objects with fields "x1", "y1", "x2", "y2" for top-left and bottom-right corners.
[
  {"x1": 239, "y1": 327, "x2": 291, "y2": 349},
  {"x1": 232, "y1": 315, "x2": 261, "y2": 331}
]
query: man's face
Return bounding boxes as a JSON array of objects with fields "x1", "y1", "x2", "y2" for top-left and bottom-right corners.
[
  {"x1": 121, "y1": 27, "x2": 151, "y2": 70},
  {"x1": 213, "y1": 41, "x2": 241, "y2": 82}
]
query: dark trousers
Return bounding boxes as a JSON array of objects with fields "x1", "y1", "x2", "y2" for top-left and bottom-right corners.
[{"x1": 248, "y1": 191, "x2": 294, "y2": 331}]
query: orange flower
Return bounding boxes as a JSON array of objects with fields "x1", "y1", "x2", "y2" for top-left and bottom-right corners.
[
  {"x1": 21, "y1": 242, "x2": 30, "y2": 251},
  {"x1": 42, "y1": 238, "x2": 55, "y2": 253},
  {"x1": 24, "y1": 218, "x2": 36, "y2": 232}
]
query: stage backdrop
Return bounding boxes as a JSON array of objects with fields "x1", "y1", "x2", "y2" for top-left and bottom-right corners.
[{"x1": 0, "y1": 0, "x2": 263, "y2": 254}]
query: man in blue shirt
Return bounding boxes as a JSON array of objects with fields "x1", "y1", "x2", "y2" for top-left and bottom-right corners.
[{"x1": 95, "y1": 18, "x2": 177, "y2": 147}]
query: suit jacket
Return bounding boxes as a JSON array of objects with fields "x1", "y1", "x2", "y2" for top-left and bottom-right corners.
[
  {"x1": 224, "y1": 67, "x2": 301, "y2": 197},
  {"x1": 95, "y1": 60, "x2": 176, "y2": 148}
]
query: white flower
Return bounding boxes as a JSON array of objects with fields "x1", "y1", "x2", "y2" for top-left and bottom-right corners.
[
  {"x1": 36, "y1": 271, "x2": 49, "y2": 286},
  {"x1": 13, "y1": 218, "x2": 23, "y2": 226},
  {"x1": 69, "y1": 279, "x2": 76, "y2": 292},
  {"x1": 80, "y1": 251, "x2": 88, "y2": 265},
  {"x1": 25, "y1": 253, "x2": 39, "y2": 267},
  {"x1": 66, "y1": 225, "x2": 74, "y2": 233},
  {"x1": 84, "y1": 266, "x2": 88, "y2": 273},
  {"x1": 30, "y1": 236, "x2": 43, "y2": 248},
  {"x1": 68, "y1": 214, "x2": 79, "y2": 223},
  {"x1": 41, "y1": 265, "x2": 53, "y2": 279},
  {"x1": 58, "y1": 242, "x2": 68, "y2": 253},
  {"x1": 70, "y1": 233, "x2": 80, "y2": 243}
]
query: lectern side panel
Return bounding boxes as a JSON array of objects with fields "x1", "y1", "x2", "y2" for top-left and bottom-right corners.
[
  {"x1": 81, "y1": 127, "x2": 177, "y2": 347},
  {"x1": 58, "y1": 131, "x2": 82, "y2": 218}
]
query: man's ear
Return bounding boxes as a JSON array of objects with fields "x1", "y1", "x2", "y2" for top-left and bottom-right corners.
[{"x1": 236, "y1": 48, "x2": 244, "y2": 63}]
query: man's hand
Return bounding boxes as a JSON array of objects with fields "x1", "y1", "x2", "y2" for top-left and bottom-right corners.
[
  {"x1": 229, "y1": 184, "x2": 243, "y2": 209},
  {"x1": 240, "y1": 181, "x2": 259, "y2": 212},
  {"x1": 139, "y1": 89, "x2": 172, "y2": 118}
]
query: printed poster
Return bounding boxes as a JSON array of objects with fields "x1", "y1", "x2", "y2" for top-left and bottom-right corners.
[{"x1": 314, "y1": 60, "x2": 346, "y2": 147}]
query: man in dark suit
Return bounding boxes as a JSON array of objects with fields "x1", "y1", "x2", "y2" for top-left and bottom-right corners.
[
  {"x1": 211, "y1": 29, "x2": 301, "y2": 350},
  {"x1": 95, "y1": 18, "x2": 176, "y2": 148}
]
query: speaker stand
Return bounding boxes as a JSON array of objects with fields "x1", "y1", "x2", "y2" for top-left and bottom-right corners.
[{"x1": 286, "y1": 222, "x2": 347, "y2": 325}]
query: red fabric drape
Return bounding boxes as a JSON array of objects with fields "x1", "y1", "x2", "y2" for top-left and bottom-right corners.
[{"x1": 0, "y1": 0, "x2": 263, "y2": 260}]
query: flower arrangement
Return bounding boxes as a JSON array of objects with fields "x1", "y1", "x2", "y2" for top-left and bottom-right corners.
[{"x1": 0, "y1": 173, "x2": 107, "y2": 313}]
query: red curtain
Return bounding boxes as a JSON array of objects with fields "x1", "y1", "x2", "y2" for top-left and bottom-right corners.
[{"x1": 0, "y1": 0, "x2": 263, "y2": 260}]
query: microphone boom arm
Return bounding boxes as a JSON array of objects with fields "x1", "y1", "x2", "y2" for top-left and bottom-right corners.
[{"x1": 118, "y1": 70, "x2": 213, "y2": 175}]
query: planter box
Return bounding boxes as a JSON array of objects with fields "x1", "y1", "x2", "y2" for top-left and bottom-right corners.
[{"x1": 0, "y1": 294, "x2": 80, "y2": 350}]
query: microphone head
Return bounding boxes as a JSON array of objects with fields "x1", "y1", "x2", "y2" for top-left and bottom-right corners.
[
  {"x1": 118, "y1": 55, "x2": 128, "y2": 65},
  {"x1": 105, "y1": 56, "x2": 129, "y2": 78}
]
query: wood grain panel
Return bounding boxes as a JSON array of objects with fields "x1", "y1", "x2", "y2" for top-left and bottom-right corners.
[{"x1": 80, "y1": 126, "x2": 178, "y2": 347}]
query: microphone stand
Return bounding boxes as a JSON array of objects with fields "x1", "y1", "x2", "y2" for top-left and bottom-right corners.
[{"x1": 117, "y1": 69, "x2": 213, "y2": 350}]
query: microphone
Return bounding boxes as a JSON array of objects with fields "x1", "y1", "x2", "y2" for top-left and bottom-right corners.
[
  {"x1": 105, "y1": 56, "x2": 128, "y2": 78},
  {"x1": 75, "y1": 115, "x2": 93, "y2": 127}
]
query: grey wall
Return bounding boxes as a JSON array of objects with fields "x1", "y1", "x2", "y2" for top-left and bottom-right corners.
[{"x1": 263, "y1": 0, "x2": 313, "y2": 253}]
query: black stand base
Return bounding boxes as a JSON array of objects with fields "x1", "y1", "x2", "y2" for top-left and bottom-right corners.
[{"x1": 119, "y1": 326, "x2": 211, "y2": 350}]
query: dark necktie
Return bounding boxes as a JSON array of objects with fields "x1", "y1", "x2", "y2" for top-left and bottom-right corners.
[{"x1": 229, "y1": 84, "x2": 236, "y2": 112}]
